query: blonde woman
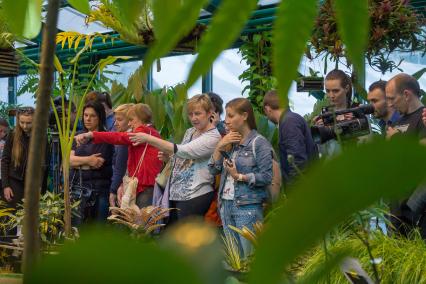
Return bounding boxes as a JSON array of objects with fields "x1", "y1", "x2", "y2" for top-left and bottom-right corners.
[
  {"x1": 129, "y1": 94, "x2": 221, "y2": 223},
  {"x1": 109, "y1": 103, "x2": 134, "y2": 207}
]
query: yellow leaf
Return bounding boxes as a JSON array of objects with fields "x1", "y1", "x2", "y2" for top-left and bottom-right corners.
[
  {"x1": 53, "y1": 55, "x2": 64, "y2": 74},
  {"x1": 74, "y1": 35, "x2": 83, "y2": 50}
]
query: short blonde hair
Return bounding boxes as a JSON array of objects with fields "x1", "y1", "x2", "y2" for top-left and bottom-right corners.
[
  {"x1": 128, "y1": 103, "x2": 152, "y2": 123},
  {"x1": 187, "y1": 94, "x2": 213, "y2": 113},
  {"x1": 114, "y1": 103, "x2": 134, "y2": 116}
]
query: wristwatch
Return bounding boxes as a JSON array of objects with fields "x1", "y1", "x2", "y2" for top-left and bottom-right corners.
[{"x1": 238, "y1": 174, "x2": 243, "y2": 182}]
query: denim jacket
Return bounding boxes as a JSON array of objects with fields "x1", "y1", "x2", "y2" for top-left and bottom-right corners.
[{"x1": 208, "y1": 130, "x2": 273, "y2": 207}]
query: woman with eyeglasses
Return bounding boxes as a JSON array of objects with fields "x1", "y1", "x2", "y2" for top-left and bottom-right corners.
[{"x1": 1, "y1": 107, "x2": 35, "y2": 209}]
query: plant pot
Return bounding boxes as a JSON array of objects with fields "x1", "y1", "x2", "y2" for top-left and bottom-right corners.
[{"x1": 0, "y1": 48, "x2": 19, "y2": 78}]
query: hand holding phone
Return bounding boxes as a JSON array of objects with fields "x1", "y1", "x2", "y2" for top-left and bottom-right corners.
[{"x1": 220, "y1": 151, "x2": 233, "y2": 167}]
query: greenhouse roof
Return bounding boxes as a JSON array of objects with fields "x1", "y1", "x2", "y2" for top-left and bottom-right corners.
[{"x1": 19, "y1": 0, "x2": 426, "y2": 67}]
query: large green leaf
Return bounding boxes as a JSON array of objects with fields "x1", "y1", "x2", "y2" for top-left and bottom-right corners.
[
  {"x1": 67, "y1": 0, "x2": 90, "y2": 15},
  {"x1": 333, "y1": 0, "x2": 369, "y2": 75},
  {"x1": 412, "y1": 68, "x2": 426, "y2": 80},
  {"x1": 3, "y1": 0, "x2": 42, "y2": 39},
  {"x1": 143, "y1": 0, "x2": 209, "y2": 77},
  {"x1": 186, "y1": 0, "x2": 258, "y2": 88},
  {"x1": 273, "y1": 0, "x2": 318, "y2": 108},
  {"x1": 249, "y1": 137, "x2": 426, "y2": 284},
  {"x1": 28, "y1": 228, "x2": 203, "y2": 284},
  {"x1": 114, "y1": 0, "x2": 146, "y2": 28},
  {"x1": 153, "y1": 0, "x2": 180, "y2": 40}
]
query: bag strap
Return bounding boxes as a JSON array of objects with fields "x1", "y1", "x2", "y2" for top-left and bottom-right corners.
[
  {"x1": 252, "y1": 135, "x2": 260, "y2": 159},
  {"x1": 252, "y1": 135, "x2": 276, "y2": 161},
  {"x1": 131, "y1": 130, "x2": 151, "y2": 178}
]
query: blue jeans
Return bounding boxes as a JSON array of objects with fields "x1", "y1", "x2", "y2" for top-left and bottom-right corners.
[{"x1": 220, "y1": 199, "x2": 263, "y2": 258}]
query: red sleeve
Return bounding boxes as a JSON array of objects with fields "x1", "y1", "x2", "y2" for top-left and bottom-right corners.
[{"x1": 92, "y1": 131, "x2": 132, "y2": 145}]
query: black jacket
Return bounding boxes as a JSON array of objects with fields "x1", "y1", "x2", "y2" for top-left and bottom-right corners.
[
  {"x1": 1, "y1": 131, "x2": 30, "y2": 189},
  {"x1": 1, "y1": 131, "x2": 48, "y2": 191}
]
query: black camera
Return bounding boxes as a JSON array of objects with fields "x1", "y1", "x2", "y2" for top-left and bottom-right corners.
[{"x1": 311, "y1": 104, "x2": 375, "y2": 144}]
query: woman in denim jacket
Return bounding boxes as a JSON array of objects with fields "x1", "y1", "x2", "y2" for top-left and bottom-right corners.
[{"x1": 209, "y1": 98, "x2": 273, "y2": 258}]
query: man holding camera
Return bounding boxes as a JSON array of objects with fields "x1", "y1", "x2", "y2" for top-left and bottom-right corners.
[
  {"x1": 367, "y1": 80, "x2": 400, "y2": 134},
  {"x1": 385, "y1": 73, "x2": 426, "y2": 238},
  {"x1": 263, "y1": 90, "x2": 317, "y2": 185}
]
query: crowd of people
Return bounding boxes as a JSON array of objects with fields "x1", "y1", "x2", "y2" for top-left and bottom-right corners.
[{"x1": 0, "y1": 70, "x2": 425, "y2": 256}]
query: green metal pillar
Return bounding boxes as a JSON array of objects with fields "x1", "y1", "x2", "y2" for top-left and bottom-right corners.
[
  {"x1": 202, "y1": 67, "x2": 213, "y2": 93},
  {"x1": 8, "y1": 76, "x2": 17, "y2": 126},
  {"x1": 147, "y1": 64, "x2": 153, "y2": 91}
]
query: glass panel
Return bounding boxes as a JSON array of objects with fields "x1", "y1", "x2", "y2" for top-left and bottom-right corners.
[
  {"x1": 152, "y1": 54, "x2": 202, "y2": 97},
  {"x1": 0, "y1": 78, "x2": 8, "y2": 103},
  {"x1": 258, "y1": 0, "x2": 280, "y2": 6},
  {"x1": 213, "y1": 48, "x2": 249, "y2": 105},
  {"x1": 57, "y1": 7, "x2": 112, "y2": 34},
  {"x1": 103, "y1": 60, "x2": 142, "y2": 88},
  {"x1": 365, "y1": 51, "x2": 426, "y2": 89}
]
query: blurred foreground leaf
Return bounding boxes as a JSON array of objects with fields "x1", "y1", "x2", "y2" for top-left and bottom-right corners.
[
  {"x1": 249, "y1": 137, "x2": 426, "y2": 284},
  {"x1": 28, "y1": 227, "x2": 203, "y2": 284}
]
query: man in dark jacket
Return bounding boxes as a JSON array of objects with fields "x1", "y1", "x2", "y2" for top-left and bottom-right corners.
[{"x1": 263, "y1": 90, "x2": 317, "y2": 185}]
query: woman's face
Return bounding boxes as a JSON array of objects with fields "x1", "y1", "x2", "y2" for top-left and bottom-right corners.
[
  {"x1": 127, "y1": 113, "x2": 143, "y2": 131},
  {"x1": 325, "y1": 79, "x2": 349, "y2": 109},
  {"x1": 83, "y1": 107, "x2": 100, "y2": 131},
  {"x1": 187, "y1": 104, "x2": 212, "y2": 131},
  {"x1": 225, "y1": 107, "x2": 247, "y2": 132},
  {"x1": 0, "y1": 125, "x2": 8, "y2": 140},
  {"x1": 18, "y1": 114, "x2": 33, "y2": 134},
  {"x1": 114, "y1": 113, "x2": 129, "y2": 132}
]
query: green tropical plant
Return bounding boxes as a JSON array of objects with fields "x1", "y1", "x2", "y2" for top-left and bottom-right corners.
[
  {"x1": 239, "y1": 30, "x2": 276, "y2": 112},
  {"x1": 297, "y1": 231, "x2": 426, "y2": 283},
  {"x1": 50, "y1": 53, "x2": 131, "y2": 238},
  {"x1": 87, "y1": 0, "x2": 206, "y2": 50},
  {"x1": 4, "y1": 192, "x2": 79, "y2": 247},
  {"x1": 0, "y1": 9, "x2": 14, "y2": 49},
  {"x1": 222, "y1": 233, "x2": 248, "y2": 273}
]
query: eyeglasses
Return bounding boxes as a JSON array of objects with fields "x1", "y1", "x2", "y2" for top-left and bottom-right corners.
[{"x1": 18, "y1": 107, "x2": 35, "y2": 115}]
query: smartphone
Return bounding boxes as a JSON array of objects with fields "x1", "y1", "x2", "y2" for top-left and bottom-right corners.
[{"x1": 220, "y1": 151, "x2": 233, "y2": 166}]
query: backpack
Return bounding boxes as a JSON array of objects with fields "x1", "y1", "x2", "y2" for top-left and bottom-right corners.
[{"x1": 252, "y1": 135, "x2": 282, "y2": 203}]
